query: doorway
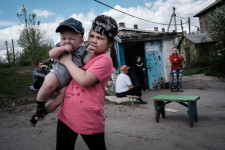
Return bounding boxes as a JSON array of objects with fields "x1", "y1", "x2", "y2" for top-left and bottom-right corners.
[{"x1": 123, "y1": 42, "x2": 148, "y2": 89}]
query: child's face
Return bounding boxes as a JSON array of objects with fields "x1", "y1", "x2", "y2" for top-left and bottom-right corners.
[
  {"x1": 88, "y1": 30, "x2": 113, "y2": 55},
  {"x1": 37, "y1": 62, "x2": 44, "y2": 70},
  {"x1": 172, "y1": 48, "x2": 177, "y2": 54},
  {"x1": 137, "y1": 57, "x2": 141, "y2": 62},
  {"x1": 60, "y1": 31, "x2": 84, "y2": 50}
]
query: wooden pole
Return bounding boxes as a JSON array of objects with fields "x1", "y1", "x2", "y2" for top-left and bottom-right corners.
[
  {"x1": 12, "y1": 39, "x2": 15, "y2": 64},
  {"x1": 5, "y1": 41, "x2": 10, "y2": 63},
  {"x1": 188, "y1": 17, "x2": 191, "y2": 34},
  {"x1": 181, "y1": 20, "x2": 183, "y2": 35},
  {"x1": 173, "y1": 7, "x2": 177, "y2": 32}
]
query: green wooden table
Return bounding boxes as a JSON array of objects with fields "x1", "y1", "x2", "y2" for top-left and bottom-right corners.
[{"x1": 152, "y1": 95, "x2": 200, "y2": 127}]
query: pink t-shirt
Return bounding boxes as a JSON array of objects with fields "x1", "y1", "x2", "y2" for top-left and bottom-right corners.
[{"x1": 57, "y1": 53, "x2": 113, "y2": 135}]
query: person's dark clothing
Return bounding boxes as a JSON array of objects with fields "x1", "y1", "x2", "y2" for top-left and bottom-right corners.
[
  {"x1": 169, "y1": 53, "x2": 184, "y2": 89},
  {"x1": 116, "y1": 87, "x2": 147, "y2": 104},
  {"x1": 135, "y1": 62, "x2": 145, "y2": 75},
  {"x1": 169, "y1": 53, "x2": 184, "y2": 70},
  {"x1": 33, "y1": 67, "x2": 50, "y2": 89},
  {"x1": 135, "y1": 62, "x2": 146, "y2": 91},
  {"x1": 116, "y1": 87, "x2": 142, "y2": 97},
  {"x1": 56, "y1": 119, "x2": 107, "y2": 150},
  {"x1": 33, "y1": 77, "x2": 44, "y2": 90},
  {"x1": 115, "y1": 72, "x2": 147, "y2": 104}
]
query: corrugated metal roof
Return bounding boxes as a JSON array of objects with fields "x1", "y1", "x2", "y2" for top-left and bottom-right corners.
[
  {"x1": 118, "y1": 27, "x2": 162, "y2": 33},
  {"x1": 185, "y1": 33, "x2": 214, "y2": 43},
  {"x1": 118, "y1": 28, "x2": 177, "y2": 41}
]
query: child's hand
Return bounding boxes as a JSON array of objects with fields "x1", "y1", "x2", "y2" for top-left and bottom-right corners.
[
  {"x1": 63, "y1": 44, "x2": 73, "y2": 53},
  {"x1": 58, "y1": 52, "x2": 72, "y2": 65},
  {"x1": 86, "y1": 45, "x2": 96, "y2": 58},
  {"x1": 50, "y1": 91, "x2": 57, "y2": 98},
  {"x1": 83, "y1": 45, "x2": 96, "y2": 64},
  {"x1": 87, "y1": 45, "x2": 96, "y2": 55}
]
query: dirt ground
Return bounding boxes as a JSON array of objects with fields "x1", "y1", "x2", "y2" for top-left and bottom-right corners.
[{"x1": 0, "y1": 74, "x2": 225, "y2": 150}]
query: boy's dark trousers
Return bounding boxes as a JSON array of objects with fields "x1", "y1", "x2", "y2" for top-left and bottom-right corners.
[{"x1": 33, "y1": 77, "x2": 44, "y2": 89}]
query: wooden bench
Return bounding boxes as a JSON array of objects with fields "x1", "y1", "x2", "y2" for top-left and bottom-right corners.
[
  {"x1": 105, "y1": 96, "x2": 129, "y2": 104},
  {"x1": 152, "y1": 95, "x2": 200, "y2": 127},
  {"x1": 105, "y1": 95, "x2": 140, "y2": 108},
  {"x1": 126, "y1": 95, "x2": 140, "y2": 108}
]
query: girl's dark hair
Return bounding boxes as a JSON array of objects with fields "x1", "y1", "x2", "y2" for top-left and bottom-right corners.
[
  {"x1": 110, "y1": 43, "x2": 119, "y2": 70},
  {"x1": 136, "y1": 56, "x2": 141, "y2": 60},
  {"x1": 107, "y1": 37, "x2": 119, "y2": 70}
]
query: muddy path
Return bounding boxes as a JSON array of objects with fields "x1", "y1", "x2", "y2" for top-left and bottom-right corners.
[{"x1": 0, "y1": 74, "x2": 225, "y2": 150}]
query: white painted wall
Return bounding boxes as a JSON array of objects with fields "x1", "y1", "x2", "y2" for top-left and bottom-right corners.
[{"x1": 162, "y1": 39, "x2": 174, "y2": 83}]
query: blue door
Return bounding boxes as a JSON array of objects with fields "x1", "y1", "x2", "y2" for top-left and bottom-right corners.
[
  {"x1": 116, "y1": 43, "x2": 125, "y2": 72},
  {"x1": 144, "y1": 41, "x2": 164, "y2": 89}
]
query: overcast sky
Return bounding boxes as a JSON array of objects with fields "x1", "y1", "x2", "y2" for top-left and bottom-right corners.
[{"x1": 0, "y1": 0, "x2": 215, "y2": 59}]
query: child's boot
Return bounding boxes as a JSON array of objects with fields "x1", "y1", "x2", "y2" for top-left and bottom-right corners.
[
  {"x1": 29, "y1": 113, "x2": 38, "y2": 127},
  {"x1": 35, "y1": 100, "x2": 47, "y2": 121},
  {"x1": 29, "y1": 100, "x2": 47, "y2": 127}
]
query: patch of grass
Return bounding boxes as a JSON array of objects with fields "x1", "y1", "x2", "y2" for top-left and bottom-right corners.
[
  {"x1": 205, "y1": 70, "x2": 225, "y2": 77},
  {"x1": 0, "y1": 65, "x2": 36, "y2": 108},
  {"x1": 183, "y1": 68, "x2": 205, "y2": 76},
  {"x1": 183, "y1": 67, "x2": 225, "y2": 77}
]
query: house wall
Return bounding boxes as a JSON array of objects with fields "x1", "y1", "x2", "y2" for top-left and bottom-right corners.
[
  {"x1": 106, "y1": 29, "x2": 177, "y2": 94},
  {"x1": 199, "y1": 15, "x2": 208, "y2": 33},
  {"x1": 162, "y1": 39, "x2": 174, "y2": 83},
  {"x1": 180, "y1": 39, "x2": 187, "y2": 63},
  {"x1": 198, "y1": 3, "x2": 225, "y2": 33},
  {"x1": 106, "y1": 69, "x2": 119, "y2": 96},
  {"x1": 107, "y1": 38, "x2": 176, "y2": 94},
  {"x1": 180, "y1": 38, "x2": 197, "y2": 63},
  {"x1": 105, "y1": 50, "x2": 119, "y2": 95}
]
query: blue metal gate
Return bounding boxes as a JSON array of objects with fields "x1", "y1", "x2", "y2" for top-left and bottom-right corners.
[{"x1": 144, "y1": 41, "x2": 164, "y2": 89}]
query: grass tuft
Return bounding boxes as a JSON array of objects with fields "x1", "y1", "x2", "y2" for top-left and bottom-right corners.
[{"x1": 0, "y1": 64, "x2": 36, "y2": 108}]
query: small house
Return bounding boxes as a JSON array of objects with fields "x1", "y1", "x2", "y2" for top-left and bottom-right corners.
[
  {"x1": 178, "y1": 33, "x2": 214, "y2": 66},
  {"x1": 109, "y1": 24, "x2": 178, "y2": 92},
  {"x1": 193, "y1": 0, "x2": 225, "y2": 33}
]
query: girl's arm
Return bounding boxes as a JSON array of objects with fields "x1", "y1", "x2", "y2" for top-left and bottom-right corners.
[
  {"x1": 142, "y1": 63, "x2": 146, "y2": 71},
  {"x1": 169, "y1": 55, "x2": 179, "y2": 64},
  {"x1": 58, "y1": 53, "x2": 98, "y2": 87},
  {"x1": 49, "y1": 44, "x2": 73, "y2": 58},
  {"x1": 45, "y1": 87, "x2": 66, "y2": 113}
]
